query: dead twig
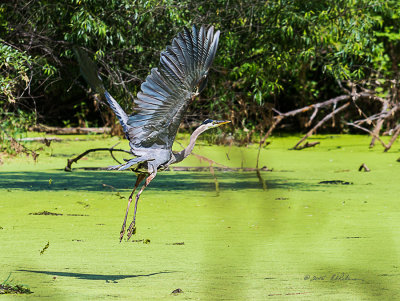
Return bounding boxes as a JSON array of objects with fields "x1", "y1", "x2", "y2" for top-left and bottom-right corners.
[
  {"x1": 292, "y1": 102, "x2": 351, "y2": 150},
  {"x1": 73, "y1": 166, "x2": 271, "y2": 172},
  {"x1": 65, "y1": 145, "x2": 131, "y2": 171},
  {"x1": 256, "y1": 93, "x2": 370, "y2": 166},
  {"x1": 346, "y1": 122, "x2": 388, "y2": 148},
  {"x1": 6, "y1": 137, "x2": 62, "y2": 143},
  {"x1": 369, "y1": 100, "x2": 388, "y2": 148},
  {"x1": 209, "y1": 164, "x2": 220, "y2": 195},
  {"x1": 189, "y1": 152, "x2": 225, "y2": 195},
  {"x1": 30, "y1": 124, "x2": 111, "y2": 135},
  {"x1": 293, "y1": 141, "x2": 320, "y2": 150},
  {"x1": 256, "y1": 169, "x2": 267, "y2": 190},
  {"x1": 1, "y1": 130, "x2": 40, "y2": 162},
  {"x1": 102, "y1": 183, "x2": 117, "y2": 191},
  {"x1": 384, "y1": 125, "x2": 400, "y2": 153},
  {"x1": 369, "y1": 118, "x2": 385, "y2": 148},
  {"x1": 358, "y1": 163, "x2": 371, "y2": 172},
  {"x1": 256, "y1": 116, "x2": 282, "y2": 169}
]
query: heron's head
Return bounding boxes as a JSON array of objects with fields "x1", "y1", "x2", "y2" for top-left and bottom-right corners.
[{"x1": 200, "y1": 119, "x2": 231, "y2": 130}]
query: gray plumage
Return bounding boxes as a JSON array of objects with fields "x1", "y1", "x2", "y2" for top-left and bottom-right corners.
[
  {"x1": 127, "y1": 26, "x2": 220, "y2": 154},
  {"x1": 76, "y1": 25, "x2": 228, "y2": 241}
]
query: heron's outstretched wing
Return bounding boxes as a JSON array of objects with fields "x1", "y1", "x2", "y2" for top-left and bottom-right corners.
[{"x1": 127, "y1": 25, "x2": 220, "y2": 149}]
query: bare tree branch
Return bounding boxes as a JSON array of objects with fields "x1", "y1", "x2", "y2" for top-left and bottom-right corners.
[
  {"x1": 65, "y1": 146, "x2": 131, "y2": 171},
  {"x1": 293, "y1": 102, "x2": 351, "y2": 150}
]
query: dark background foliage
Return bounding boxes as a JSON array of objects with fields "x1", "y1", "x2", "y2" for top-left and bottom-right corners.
[{"x1": 1, "y1": 0, "x2": 400, "y2": 140}]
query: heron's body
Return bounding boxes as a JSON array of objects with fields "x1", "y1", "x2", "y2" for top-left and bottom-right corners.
[{"x1": 76, "y1": 25, "x2": 228, "y2": 241}]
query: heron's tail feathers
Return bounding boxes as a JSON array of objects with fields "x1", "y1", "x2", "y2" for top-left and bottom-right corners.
[
  {"x1": 107, "y1": 156, "x2": 149, "y2": 171},
  {"x1": 74, "y1": 47, "x2": 130, "y2": 134}
]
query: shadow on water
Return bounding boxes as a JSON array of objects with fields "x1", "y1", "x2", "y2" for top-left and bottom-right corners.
[
  {"x1": 0, "y1": 171, "x2": 321, "y2": 192},
  {"x1": 18, "y1": 269, "x2": 174, "y2": 283}
]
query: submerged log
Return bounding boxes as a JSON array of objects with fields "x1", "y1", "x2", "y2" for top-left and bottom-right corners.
[
  {"x1": 64, "y1": 144, "x2": 131, "y2": 171},
  {"x1": 293, "y1": 141, "x2": 320, "y2": 150},
  {"x1": 71, "y1": 166, "x2": 271, "y2": 172},
  {"x1": 30, "y1": 124, "x2": 111, "y2": 135}
]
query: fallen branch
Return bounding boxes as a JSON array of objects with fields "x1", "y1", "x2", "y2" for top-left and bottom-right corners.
[
  {"x1": 293, "y1": 102, "x2": 351, "y2": 149},
  {"x1": 353, "y1": 102, "x2": 400, "y2": 126},
  {"x1": 256, "y1": 92, "x2": 372, "y2": 167},
  {"x1": 256, "y1": 116, "x2": 283, "y2": 169},
  {"x1": 273, "y1": 94, "x2": 353, "y2": 119},
  {"x1": 384, "y1": 124, "x2": 400, "y2": 153},
  {"x1": 176, "y1": 141, "x2": 231, "y2": 194},
  {"x1": 73, "y1": 166, "x2": 271, "y2": 172},
  {"x1": 256, "y1": 90, "x2": 391, "y2": 160},
  {"x1": 65, "y1": 143, "x2": 131, "y2": 171},
  {"x1": 5, "y1": 137, "x2": 62, "y2": 143},
  {"x1": 209, "y1": 164, "x2": 219, "y2": 195},
  {"x1": 293, "y1": 141, "x2": 320, "y2": 150},
  {"x1": 256, "y1": 169, "x2": 267, "y2": 190},
  {"x1": 346, "y1": 122, "x2": 387, "y2": 148},
  {"x1": 358, "y1": 163, "x2": 371, "y2": 172},
  {"x1": 1, "y1": 130, "x2": 40, "y2": 161},
  {"x1": 347, "y1": 121, "x2": 400, "y2": 152},
  {"x1": 369, "y1": 118, "x2": 384, "y2": 148},
  {"x1": 30, "y1": 124, "x2": 111, "y2": 135},
  {"x1": 189, "y1": 152, "x2": 231, "y2": 195}
]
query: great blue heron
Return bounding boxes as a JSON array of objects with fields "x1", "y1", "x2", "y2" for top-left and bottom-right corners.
[{"x1": 75, "y1": 25, "x2": 229, "y2": 241}]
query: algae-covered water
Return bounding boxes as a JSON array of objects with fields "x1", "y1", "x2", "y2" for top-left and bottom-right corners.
[{"x1": 0, "y1": 134, "x2": 399, "y2": 300}]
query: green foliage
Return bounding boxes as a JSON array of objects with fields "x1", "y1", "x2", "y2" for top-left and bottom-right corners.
[
  {"x1": 0, "y1": 108, "x2": 35, "y2": 154},
  {"x1": 0, "y1": 273, "x2": 32, "y2": 295},
  {"x1": 0, "y1": 0, "x2": 400, "y2": 137},
  {"x1": 0, "y1": 42, "x2": 32, "y2": 103}
]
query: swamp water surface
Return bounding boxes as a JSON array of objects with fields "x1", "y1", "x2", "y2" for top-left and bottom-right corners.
[{"x1": 0, "y1": 134, "x2": 399, "y2": 300}]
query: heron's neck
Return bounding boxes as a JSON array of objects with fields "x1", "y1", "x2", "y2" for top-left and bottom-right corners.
[{"x1": 174, "y1": 126, "x2": 206, "y2": 164}]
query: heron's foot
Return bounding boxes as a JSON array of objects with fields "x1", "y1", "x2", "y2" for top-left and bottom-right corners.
[
  {"x1": 126, "y1": 222, "x2": 137, "y2": 240},
  {"x1": 119, "y1": 227, "x2": 126, "y2": 242}
]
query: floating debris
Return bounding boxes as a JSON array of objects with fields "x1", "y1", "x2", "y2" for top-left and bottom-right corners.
[
  {"x1": 29, "y1": 211, "x2": 62, "y2": 216},
  {"x1": 0, "y1": 284, "x2": 32, "y2": 294},
  {"x1": 77, "y1": 201, "x2": 90, "y2": 208},
  {"x1": 358, "y1": 163, "x2": 371, "y2": 172},
  {"x1": 66, "y1": 214, "x2": 89, "y2": 216},
  {"x1": 29, "y1": 211, "x2": 88, "y2": 216},
  {"x1": 131, "y1": 239, "x2": 151, "y2": 244},
  {"x1": 318, "y1": 180, "x2": 353, "y2": 185},
  {"x1": 40, "y1": 241, "x2": 49, "y2": 255},
  {"x1": 171, "y1": 288, "x2": 183, "y2": 294}
]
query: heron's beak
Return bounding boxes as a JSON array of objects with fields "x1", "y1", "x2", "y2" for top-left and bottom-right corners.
[{"x1": 216, "y1": 120, "x2": 231, "y2": 126}]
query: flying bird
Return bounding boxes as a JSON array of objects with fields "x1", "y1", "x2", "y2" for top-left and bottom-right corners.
[{"x1": 75, "y1": 25, "x2": 229, "y2": 241}]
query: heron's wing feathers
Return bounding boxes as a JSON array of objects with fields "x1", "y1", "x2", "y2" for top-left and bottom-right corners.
[
  {"x1": 74, "y1": 48, "x2": 130, "y2": 133},
  {"x1": 127, "y1": 25, "x2": 220, "y2": 149}
]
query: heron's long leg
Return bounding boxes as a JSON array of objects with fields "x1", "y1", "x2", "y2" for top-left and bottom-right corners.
[
  {"x1": 126, "y1": 172, "x2": 157, "y2": 240},
  {"x1": 120, "y1": 174, "x2": 146, "y2": 242}
]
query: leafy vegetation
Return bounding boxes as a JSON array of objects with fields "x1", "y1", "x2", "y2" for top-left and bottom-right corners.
[
  {"x1": 0, "y1": 0, "x2": 400, "y2": 139},
  {"x1": 0, "y1": 273, "x2": 32, "y2": 294}
]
